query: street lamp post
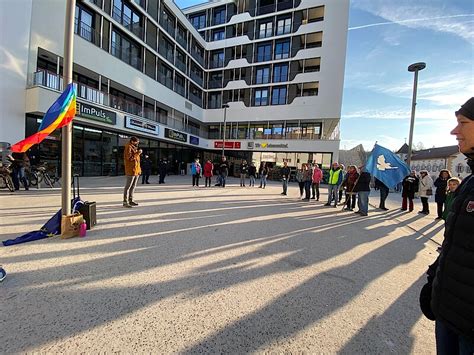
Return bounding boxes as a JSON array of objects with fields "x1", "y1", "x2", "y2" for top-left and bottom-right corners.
[
  {"x1": 221, "y1": 104, "x2": 229, "y2": 158},
  {"x1": 406, "y1": 62, "x2": 426, "y2": 168},
  {"x1": 61, "y1": 0, "x2": 76, "y2": 217}
]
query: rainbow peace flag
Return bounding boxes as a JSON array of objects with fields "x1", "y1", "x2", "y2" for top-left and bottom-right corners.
[{"x1": 11, "y1": 83, "x2": 77, "y2": 153}]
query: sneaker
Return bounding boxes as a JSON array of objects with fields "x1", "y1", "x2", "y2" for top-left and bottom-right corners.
[
  {"x1": 0, "y1": 266, "x2": 6, "y2": 282},
  {"x1": 324, "y1": 203, "x2": 331, "y2": 206},
  {"x1": 354, "y1": 211, "x2": 362, "y2": 214},
  {"x1": 123, "y1": 202, "x2": 132, "y2": 208},
  {"x1": 360, "y1": 213, "x2": 368, "y2": 216},
  {"x1": 129, "y1": 201, "x2": 139, "y2": 206}
]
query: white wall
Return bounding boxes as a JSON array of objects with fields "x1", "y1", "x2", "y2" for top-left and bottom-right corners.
[
  {"x1": 0, "y1": 0, "x2": 33, "y2": 144},
  {"x1": 451, "y1": 152, "x2": 472, "y2": 179}
]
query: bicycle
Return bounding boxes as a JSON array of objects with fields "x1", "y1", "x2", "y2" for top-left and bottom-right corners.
[
  {"x1": 0, "y1": 162, "x2": 15, "y2": 192},
  {"x1": 28, "y1": 164, "x2": 61, "y2": 188}
]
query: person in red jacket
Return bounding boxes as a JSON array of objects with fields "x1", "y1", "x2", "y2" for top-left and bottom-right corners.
[
  {"x1": 311, "y1": 164, "x2": 323, "y2": 200},
  {"x1": 203, "y1": 160, "x2": 214, "y2": 187}
]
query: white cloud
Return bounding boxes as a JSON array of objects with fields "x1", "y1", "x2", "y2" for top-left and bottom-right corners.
[
  {"x1": 342, "y1": 107, "x2": 455, "y2": 120},
  {"x1": 351, "y1": 0, "x2": 474, "y2": 43}
]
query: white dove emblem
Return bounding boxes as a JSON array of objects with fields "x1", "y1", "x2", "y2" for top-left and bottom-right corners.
[{"x1": 377, "y1": 155, "x2": 398, "y2": 171}]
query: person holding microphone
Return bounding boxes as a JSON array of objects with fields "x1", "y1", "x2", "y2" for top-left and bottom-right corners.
[{"x1": 123, "y1": 136, "x2": 142, "y2": 208}]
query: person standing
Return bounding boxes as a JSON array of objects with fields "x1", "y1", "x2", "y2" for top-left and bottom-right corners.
[
  {"x1": 418, "y1": 170, "x2": 434, "y2": 215},
  {"x1": 434, "y1": 169, "x2": 451, "y2": 220},
  {"x1": 123, "y1": 136, "x2": 142, "y2": 208},
  {"x1": 338, "y1": 164, "x2": 346, "y2": 204},
  {"x1": 401, "y1": 171, "x2": 419, "y2": 212},
  {"x1": 191, "y1": 158, "x2": 201, "y2": 187},
  {"x1": 302, "y1": 163, "x2": 312, "y2": 201},
  {"x1": 442, "y1": 177, "x2": 461, "y2": 220},
  {"x1": 260, "y1": 163, "x2": 269, "y2": 189},
  {"x1": 10, "y1": 152, "x2": 29, "y2": 191},
  {"x1": 295, "y1": 166, "x2": 304, "y2": 198},
  {"x1": 343, "y1": 165, "x2": 359, "y2": 211},
  {"x1": 258, "y1": 162, "x2": 265, "y2": 188},
  {"x1": 311, "y1": 163, "x2": 323, "y2": 200},
  {"x1": 423, "y1": 97, "x2": 474, "y2": 354},
  {"x1": 141, "y1": 154, "x2": 152, "y2": 184},
  {"x1": 240, "y1": 160, "x2": 248, "y2": 187},
  {"x1": 219, "y1": 156, "x2": 229, "y2": 188},
  {"x1": 158, "y1": 159, "x2": 167, "y2": 184},
  {"x1": 248, "y1": 162, "x2": 256, "y2": 187},
  {"x1": 203, "y1": 159, "x2": 214, "y2": 187},
  {"x1": 280, "y1": 161, "x2": 290, "y2": 195},
  {"x1": 374, "y1": 177, "x2": 390, "y2": 211},
  {"x1": 325, "y1": 162, "x2": 343, "y2": 207},
  {"x1": 353, "y1": 168, "x2": 371, "y2": 216},
  {"x1": 180, "y1": 161, "x2": 186, "y2": 175}
]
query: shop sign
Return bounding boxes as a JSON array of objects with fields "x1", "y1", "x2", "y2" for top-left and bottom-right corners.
[
  {"x1": 165, "y1": 128, "x2": 187, "y2": 142},
  {"x1": 76, "y1": 102, "x2": 116, "y2": 125},
  {"x1": 125, "y1": 116, "x2": 159, "y2": 135},
  {"x1": 190, "y1": 136, "x2": 200, "y2": 145},
  {"x1": 261, "y1": 152, "x2": 276, "y2": 162},
  {"x1": 247, "y1": 142, "x2": 254, "y2": 149},
  {"x1": 255, "y1": 142, "x2": 289, "y2": 149},
  {"x1": 214, "y1": 141, "x2": 241, "y2": 149}
]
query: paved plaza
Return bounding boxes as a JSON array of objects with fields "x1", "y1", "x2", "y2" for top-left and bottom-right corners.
[{"x1": 0, "y1": 176, "x2": 443, "y2": 353}]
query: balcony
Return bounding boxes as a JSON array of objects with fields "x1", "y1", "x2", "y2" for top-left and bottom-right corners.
[
  {"x1": 175, "y1": 84, "x2": 185, "y2": 97},
  {"x1": 176, "y1": 33, "x2": 187, "y2": 49},
  {"x1": 74, "y1": 21, "x2": 100, "y2": 47},
  {"x1": 208, "y1": 79, "x2": 223, "y2": 89},
  {"x1": 189, "y1": 93, "x2": 202, "y2": 107},
  {"x1": 190, "y1": 72, "x2": 204, "y2": 86},
  {"x1": 158, "y1": 73, "x2": 174, "y2": 90},
  {"x1": 112, "y1": 6, "x2": 143, "y2": 39},
  {"x1": 159, "y1": 18, "x2": 175, "y2": 38},
  {"x1": 175, "y1": 59, "x2": 187, "y2": 73}
]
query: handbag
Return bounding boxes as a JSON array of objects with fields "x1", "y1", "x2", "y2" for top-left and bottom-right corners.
[
  {"x1": 61, "y1": 212, "x2": 84, "y2": 239},
  {"x1": 426, "y1": 188, "x2": 433, "y2": 196}
]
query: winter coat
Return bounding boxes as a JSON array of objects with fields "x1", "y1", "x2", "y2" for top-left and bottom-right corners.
[
  {"x1": 141, "y1": 158, "x2": 152, "y2": 172},
  {"x1": 296, "y1": 170, "x2": 304, "y2": 182},
  {"x1": 434, "y1": 178, "x2": 448, "y2": 203},
  {"x1": 353, "y1": 172, "x2": 371, "y2": 192},
  {"x1": 402, "y1": 175, "x2": 419, "y2": 199},
  {"x1": 312, "y1": 168, "x2": 323, "y2": 183},
  {"x1": 240, "y1": 163, "x2": 248, "y2": 175},
  {"x1": 281, "y1": 166, "x2": 290, "y2": 179},
  {"x1": 343, "y1": 171, "x2": 359, "y2": 192},
  {"x1": 431, "y1": 159, "x2": 474, "y2": 341},
  {"x1": 203, "y1": 162, "x2": 213, "y2": 177},
  {"x1": 442, "y1": 192, "x2": 455, "y2": 220},
  {"x1": 124, "y1": 142, "x2": 141, "y2": 176},
  {"x1": 219, "y1": 161, "x2": 229, "y2": 176},
  {"x1": 248, "y1": 165, "x2": 256, "y2": 177},
  {"x1": 418, "y1": 175, "x2": 434, "y2": 198},
  {"x1": 303, "y1": 169, "x2": 312, "y2": 182},
  {"x1": 191, "y1": 162, "x2": 201, "y2": 175},
  {"x1": 374, "y1": 178, "x2": 389, "y2": 192}
]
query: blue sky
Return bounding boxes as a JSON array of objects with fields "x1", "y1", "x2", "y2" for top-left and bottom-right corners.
[{"x1": 175, "y1": 0, "x2": 473, "y2": 151}]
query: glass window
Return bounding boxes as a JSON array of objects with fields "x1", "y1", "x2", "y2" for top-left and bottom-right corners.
[
  {"x1": 249, "y1": 124, "x2": 265, "y2": 139},
  {"x1": 276, "y1": 17, "x2": 292, "y2": 35},
  {"x1": 275, "y1": 40, "x2": 290, "y2": 60},
  {"x1": 271, "y1": 86, "x2": 287, "y2": 105},
  {"x1": 257, "y1": 43, "x2": 272, "y2": 62},
  {"x1": 270, "y1": 123, "x2": 284, "y2": 138},
  {"x1": 208, "y1": 92, "x2": 221, "y2": 109},
  {"x1": 259, "y1": 21, "x2": 273, "y2": 38},
  {"x1": 214, "y1": 7, "x2": 226, "y2": 25},
  {"x1": 211, "y1": 51, "x2": 225, "y2": 67},
  {"x1": 190, "y1": 13, "x2": 206, "y2": 29},
  {"x1": 273, "y1": 63, "x2": 288, "y2": 82},
  {"x1": 213, "y1": 29, "x2": 225, "y2": 41},
  {"x1": 254, "y1": 88, "x2": 269, "y2": 106},
  {"x1": 237, "y1": 123, "x2": 248, "y2": 139},
  {"x1": 75, "y1": 5, "x2": 94, "y2": 42},
  {"x1": 111, "y1": 30, "x2": 142, "y2": 70},
  {"x1": 113, "y1": 0, "x2": 142, "y2": 38},
  {"x1": 255, "y1": 66, "x2": 270, "y2": 84},
  {"x1": 208, "y1": 125, "x2": 220, "y2": 139}
]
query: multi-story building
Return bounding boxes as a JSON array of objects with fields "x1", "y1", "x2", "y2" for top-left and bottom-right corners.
[{"x1": 0, "y1": 0, "x2": 349, "y2": 176}]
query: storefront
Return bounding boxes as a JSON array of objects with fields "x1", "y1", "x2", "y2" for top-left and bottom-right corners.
[{"x1": 25, "y1": 115, "x2": 204, "y2": 176}]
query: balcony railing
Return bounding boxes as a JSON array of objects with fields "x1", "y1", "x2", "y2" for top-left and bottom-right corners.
[
  {"x1": 112, "y1": 6, "x2": 143, "y2": 39},
  {"x1": 190, "y1": 72, "x2": 203, "y2": 86}
]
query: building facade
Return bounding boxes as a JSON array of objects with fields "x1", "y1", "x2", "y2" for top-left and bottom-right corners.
[
  {"x1": 0, "y1": 0, "x2": 348, "y2": 176},
  {"x1": 408, "y1": 146, "x2": 472, "y2": 180}
]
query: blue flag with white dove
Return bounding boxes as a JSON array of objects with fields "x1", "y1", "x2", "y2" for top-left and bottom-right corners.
[{"x1": 365, "y1": 144, "x2": 410, "y2": 189}]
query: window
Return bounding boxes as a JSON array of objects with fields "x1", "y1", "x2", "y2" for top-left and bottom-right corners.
[
  {"x1": 213, "y1": 29, "x2": 225, "y2": 41},
  {"x1": 160, "y1": 8, "x2": 175, "y2": 37},
  {"x1": 273, "y1": 63, "x2": 288, "y2": 82},
  {"x1": 158, "y1": 63, "x2": 173, "y2": 89},
  {"x1": 254, "y1": 88, "x2": 269, "y2": 106},
  {"x1": 255, "y1": 67, "x2": 270, "y2": 84},
  {"x1": 75, "y1": 5, "x2": 94, "y2": 42},
  {"x1": 214, "y1": 7, "x2": 226, "y2": 25},
  {"x1": 111, "y1": 30, "x2": 142, "y2": 70},
  {"x1": 208, "y1": 92, "x2": 222, "y2": 109},
  {"x1": 257, "y1": 43, "x2": 272, "y2": 62},
  {"x1": 276, "y1": 17, "x2": 292, "y2": 35},
  {"x1": 211, "y1": 51, "x2": 225, "y2": 68},
  {"x1": 112, "y1": 0, "x2": 142, "y2": 38},
  {"x1": 271, "y1": 86, "x2": 287, "y2": 105},
  {"x1": 258, "y1": 21, "x2": 273, "y2": 38},
  {"x1": 275, "y1": 40, "x2": 290, "y2": 59},
  {"x1": 175, "y1": 74, "x2": 185, "y2": 96},
  {"x1": 190, "y1": 13, "x2": 206, "y2": 29}
]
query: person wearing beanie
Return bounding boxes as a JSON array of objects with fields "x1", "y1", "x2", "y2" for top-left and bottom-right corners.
[{"x1": 421, "y1": 97, "x2": 474, "y2": 354}]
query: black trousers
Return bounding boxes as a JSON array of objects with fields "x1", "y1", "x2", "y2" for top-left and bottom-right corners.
[
  {"x1": 205, "y1": 176, "x2": 212, "y2": 187},
  {"x1": 437, "y1": 201, "x2": 444, "y2": 218},
  {"x1": 192, "y1": 174, "x2": 200, "y2": 186},
  {"x1": 421, "y1": 197, "x2": 429, "y2": 213},
  {"x1": 346, "y1": 193, "x2": 356, "y2": 209},
  {"x1": 298, "y1": 182, "x2": 304, "y2": 196},
  {"x1": 379, "y1": 186, "x2": 389, "y2": 208}
]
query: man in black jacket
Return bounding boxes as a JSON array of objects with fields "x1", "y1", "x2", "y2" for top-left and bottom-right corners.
[
  {"x1": 281, "y1": 161, "x2": 290, "y2": 195},
  {"x1": 428, "y1": 97, "x2": 474, "y2": 354},
  {"x1": 353, "y1": 168, "x2": 371, "y2": 216},
  {"x1": 218, "y1": 156, "x2": 229, "y2": 188}
]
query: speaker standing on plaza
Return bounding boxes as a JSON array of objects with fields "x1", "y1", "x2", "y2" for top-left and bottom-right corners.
[{"x1": 123, "y1": 136, "x2": 142, "y2": 208}]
